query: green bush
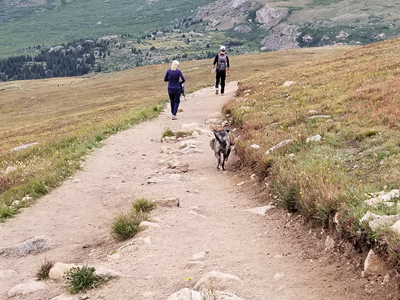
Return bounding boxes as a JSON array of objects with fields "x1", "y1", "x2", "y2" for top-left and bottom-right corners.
[
  {"x1": 64, "y1": 265, "x2": 108, "y2": 294},
  {"x1": 111, "y1": 213, "x2": 142, "y2": 241},
  {"x1": 133, "y1": 198, "x2": 154, "y2": 213}
]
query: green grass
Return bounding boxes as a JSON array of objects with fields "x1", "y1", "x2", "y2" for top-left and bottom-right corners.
[
  {"x1": 64, "y1": 265, "x2": 109, "y2": 294},
  {"x1": 110, "y1": 212, "x2": 143, "y2": 242},
  {"x1": 0, "y1": 0, "x2": 216, "y2": 58},
  {"x1": 161, "y1": 128, "x2": 175, "y2": 140},
  {"x1": 225, "y1": 37, "x2": 400, "y2": 258},
  {"x1": 111, "y1": 198, "x2": 153, "y2": 241},
  {"x1": 0, "y1": 46, "x2": 351, "y2": 222},
  {"x1": 132, "y1": 198, "x2": 155, "y2": 213},
  {"x1": 0, "y1": 104, "x2": 163, "y2": 221}
]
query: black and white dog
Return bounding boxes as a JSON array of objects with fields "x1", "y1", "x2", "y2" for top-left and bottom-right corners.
[
  {"x1": 210, "y1": 129, "x2": 232, "y2": 171},
  {"x1": 180, "y1": 82, "x2": 186, "y2": 100}
]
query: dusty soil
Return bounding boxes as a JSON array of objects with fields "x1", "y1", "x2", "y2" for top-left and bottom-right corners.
[{"x1": 0, "y1": 82, "x2": 398, "y2": 299}]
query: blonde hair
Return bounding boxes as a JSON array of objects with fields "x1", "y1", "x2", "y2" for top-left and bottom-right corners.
[{"x1": 171, "y1": 60, "x2": 179, "y2": 71}]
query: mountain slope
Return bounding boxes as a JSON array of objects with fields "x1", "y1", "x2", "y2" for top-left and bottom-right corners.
[{"x1": 2, "y1": 0, "x2": 400, "y2": 60}]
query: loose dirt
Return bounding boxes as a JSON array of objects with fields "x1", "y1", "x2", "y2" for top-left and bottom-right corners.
[{"x1": 0, "y1": 82, "x2": 397, "y2": 299}]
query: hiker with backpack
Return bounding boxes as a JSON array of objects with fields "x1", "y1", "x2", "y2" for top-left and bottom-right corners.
[
  {"x1": 211, "y1": 46, "x2": 230, "y2": 95},
  {"x1": 164, "y1": 60, "x2": 185, "y2": 120}
]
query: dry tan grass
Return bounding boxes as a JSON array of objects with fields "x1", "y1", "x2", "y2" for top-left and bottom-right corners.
[{"x1": 0, "y1": 46, "x2": 351, "y2": 220}]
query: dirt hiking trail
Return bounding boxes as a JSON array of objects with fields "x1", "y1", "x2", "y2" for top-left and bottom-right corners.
[{"x1": 0, "y1": 82, "x2": 393, "y2": 299}]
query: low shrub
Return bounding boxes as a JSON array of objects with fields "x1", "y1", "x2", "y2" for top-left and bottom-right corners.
[
  {"x1": 36, "y1": 258, "x2": 54, "y2": 280},
  {"x1": 111, "y1": 212, "x2": 142, "y2": 241},
  {"x1": 64, "y1": 265, "x2": 108, "y2": 294},
  {"x1": 133, "y1": 198, "x2": 154, "y2": 213}
]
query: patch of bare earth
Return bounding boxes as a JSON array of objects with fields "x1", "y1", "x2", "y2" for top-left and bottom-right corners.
[{"x1": 0, "y1": 82, "x2": 398, "y2": 299}]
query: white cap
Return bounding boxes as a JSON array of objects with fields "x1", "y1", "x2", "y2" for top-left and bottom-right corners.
[{"x1": 220, "y1": 45, "x2": 225, "y2": 51}]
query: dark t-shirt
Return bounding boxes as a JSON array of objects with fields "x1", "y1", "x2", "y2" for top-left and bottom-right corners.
[
  {"x1": 164, "y1": 69, "x2": 185, "y2": 89},
  {"x1": 213, "y1": 54, "x2": 230, "y2": 70}
]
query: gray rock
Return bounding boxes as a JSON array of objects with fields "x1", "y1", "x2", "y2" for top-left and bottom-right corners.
[
  {"x1": 180, "y1": 145, "x2": 199, "y2": 154},
  {"x1": 274, "y1": 272, "x2": 285, "y2": 280},
  {"x1": 306, "y1": 134, "x2": 322, "y2": 143},
  {"x1": 95, "y1": 266, "x2": 125, "y2": 278},
  {"x1": 265, "y1": 140, "x2": 293, "y2": 155},
  {"x1": 152, "y1": 197, "x2": 180, "y2": 207},
  {"x1": 282, "y1": 81, "x2": 294, "y2": 87},
  {"x1": 176, "y1": 163, "x2": 189, "y2": 173},
  {"x1": 139, "y1": 221, "x2": 161, "y2": 228},
  {"x1": 369, "y1": 215, "x2": 400, "y2": 231},
  {"x1": 8, "y1": 281, "x2": 46, "y2": 297},
  {"x1": 391, "y1": 220, "x2": 400, "y2": 235},
  {"x1": 167, "y1": 288, "x2": 202, "y2": 300},
  {"x1": 193, "y1": 271, "x2": 241, "y2": 290},
  {"x1": 360, "y1": 211, "x2": 381, "y2": 223},
  {"x1": 191, "y1": 252, "x2": 206, "y2": 261},
  {"x1": 325, "y1": 236, "x2": 335, "y2": 250},
  {"x1": 206, "y1": 118, "x2": 221, "y2": 125},
  {"x1": 49, "y1": 262, "x2": 78, "y2": 280},
  {"x1": 180, "y1": 140, "x2": 198, "y2": 148},
  {"x1": 247, "y1": 205, "x2": 275, "y2": 216},
  {"x1": 307, "y1": 115, "x2": 332, "y2": 119},
  {"x1": 11, "y1": 142, "x2": 38, "y2": 152},
  {"x1": 185, "y1": 261, "x2": 205, "y2": 269},
  {"x1": 363, "y1": 249, "x2": 388, "y2": 278},
  {"x1": 308, "y1": 110, "x2": 318, "y2": 115},
  {"x1": 167, "y1": 159, "x2": 180, "y2": 168},
  {"x1": 0, "y1": 235, "x2": 52, "y2": 256}
]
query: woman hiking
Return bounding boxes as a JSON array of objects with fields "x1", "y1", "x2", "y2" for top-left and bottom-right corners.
[{"x1": 164, "y1": 60, "x2": 185, "y2": 120}]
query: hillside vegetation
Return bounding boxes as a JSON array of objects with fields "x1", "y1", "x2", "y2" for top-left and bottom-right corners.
[
  {"x1": 2, "y1": 0, "x2": 400, "y2": 63},
  {"x1": 0, "y1": 46, "x2": 349, "y2": 221},
  {"x1": 225, "y1": 37, "x2": 400, "y2": 260}
]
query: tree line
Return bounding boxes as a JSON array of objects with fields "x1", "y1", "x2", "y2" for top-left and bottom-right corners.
[{"x1": 0, "y1": 39, "x2": 108, "y2": 82}]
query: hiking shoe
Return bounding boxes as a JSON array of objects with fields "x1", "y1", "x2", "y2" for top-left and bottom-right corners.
[
  {"x1": 215, "y1": 89, "x2": 219, "y2": 95},
  {"x1": 172, "y1": 115, "x2": 177, "y2": 120}
]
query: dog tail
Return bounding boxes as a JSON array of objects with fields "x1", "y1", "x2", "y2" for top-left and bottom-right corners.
[{"x1": 213, "y1": 130, "x2": 226, "y2": 147}]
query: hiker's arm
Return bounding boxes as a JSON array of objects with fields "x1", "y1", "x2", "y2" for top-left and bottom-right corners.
[
  {"x1": 227, "y1": 57, "x2": 230, "y2": 74},
  {"x1": 211, "y1": 55, "x2": 218, "y2": 73},
  {"x1": 180, "y1": 71, "x2": 185, "y2": 84},
  {"x1": 163, "y1": 70, "x2": 169, "y2": 82}
]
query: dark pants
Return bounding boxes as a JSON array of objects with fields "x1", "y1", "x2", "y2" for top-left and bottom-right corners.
[
  {"x1": 168, "y1": 87, "x2": 181, "y2": 116},
  {"x1": 215, "y1": 70, "x2": 226, "y2": 93}
]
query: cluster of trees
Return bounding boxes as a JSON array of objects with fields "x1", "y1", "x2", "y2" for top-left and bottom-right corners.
[{"x1": 0, "y1": 39, "x2": 108, "y2": 82}]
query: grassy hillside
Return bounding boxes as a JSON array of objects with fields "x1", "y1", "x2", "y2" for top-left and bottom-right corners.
[
  {"x1": 2, "y1": 0, "x2": 400, "y2": 61},
  {"x1": 225, "y1": 37, "x2": 400, "y2": 258},
  {"x1": 0, "y1": 0, "x2": 216, "y2": 58},
  {"x1": 0, "y1": 45, "x2": 349, "y2": 221}
]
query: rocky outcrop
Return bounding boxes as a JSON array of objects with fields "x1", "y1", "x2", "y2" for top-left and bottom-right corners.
[
  {"x1": 260, "y1": 23, "x2": 300, "y2": 51},
  {"x1": 195, "y1": 0, "x2": 260, "y2": 30},
  {"x1": 255, "y1": 5, "x2": 288, "y2": 30},
  {"x1": 0, "y1": 236, "x2": 52, "y2": 256}
]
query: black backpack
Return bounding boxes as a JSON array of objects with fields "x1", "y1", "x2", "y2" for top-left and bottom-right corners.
[{"x1": 217, "y1": 54, "x2": 227, "y2": 71}]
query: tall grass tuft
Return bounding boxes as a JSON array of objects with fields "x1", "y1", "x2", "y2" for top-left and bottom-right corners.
[
  {"x1": 133, "y1": 198, "x2": 155, "y2": 213},
  {"x1": 110, "y1": 212, "x2": 143, "y2": 241},
  {"x1": 64, "y1": 265, "x2": 108, "y2": 294},
  {"x1": 111, "y1": 198, "x2": 154, "y2": 241},
  {"x1": 36, "y1": 258, "x2": 54, "y2": 280}
]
